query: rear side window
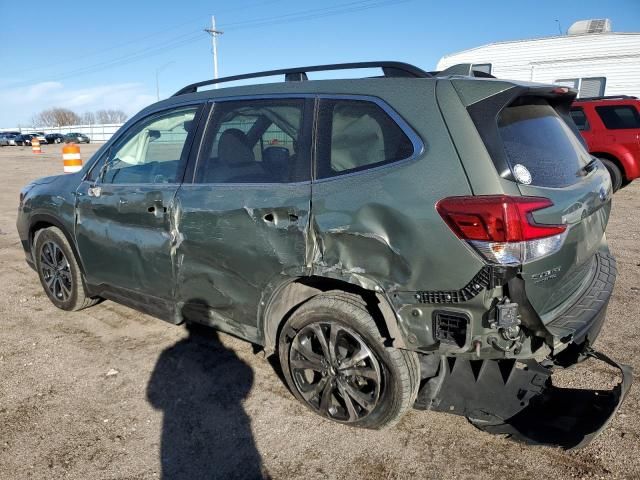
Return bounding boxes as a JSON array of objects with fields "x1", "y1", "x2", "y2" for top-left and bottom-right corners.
[
  {"x1": 595, "y1": 105, "x2": 640, "y2": 130},
  {"x1": 195, "y1": 98, "x2": 309, "y2": 184},
  {"x1": 498, "y1": 101, "x2": 591, "y2": 188},
  {"x1": 316, "y1": 99, "x2": 414, "y2": 179},
  {"x1": 570, "y1": 108, "x2": 589, "y2": 131}
]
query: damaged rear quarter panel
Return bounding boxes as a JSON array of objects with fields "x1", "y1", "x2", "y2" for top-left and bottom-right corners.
[{"x1": 310, "y1": 81, "x2": 483, "y2": 295}]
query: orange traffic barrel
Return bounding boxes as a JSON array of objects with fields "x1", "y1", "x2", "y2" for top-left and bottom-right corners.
[
  {"x1": 62, "y1": 144, "x2": 82, "y2": 173},
  {"x1": 32, "y1": 137, "x2": 42, "y2": 154}
]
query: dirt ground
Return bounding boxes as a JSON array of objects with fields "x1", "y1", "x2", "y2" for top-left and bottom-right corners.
[{"x1": 0, "y1": 143, "x2": 638, "y2": 480}]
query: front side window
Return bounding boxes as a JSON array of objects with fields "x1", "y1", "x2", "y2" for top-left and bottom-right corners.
[
  {"x1": 570, "y1": 108, "x2": 590, "y2": 131},
  {"x1": 102, "y1": 107, "x2": 197, "y2": 184},
  {"x1": 595, "y1": 105, "x2": 640, "y2": 130},
  {"x1": 316, "y1": 99, "x2": 414, "y2": 179},
  {"x1": 196, "y1": 98, "x2": 308, "y2": 183}
]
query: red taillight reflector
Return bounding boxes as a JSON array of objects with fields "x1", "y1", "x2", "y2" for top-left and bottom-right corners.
[{"x1": 436, "y1": 195, "x2": 566, "y2": 242}]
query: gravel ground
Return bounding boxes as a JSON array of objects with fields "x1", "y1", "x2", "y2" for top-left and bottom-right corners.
[{"x1": 0, "y1": 143, "x2": 638, "y2": 479}]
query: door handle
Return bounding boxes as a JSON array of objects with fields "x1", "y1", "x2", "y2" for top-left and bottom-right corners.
[
  {"x1": 147, "y1": 204, "x2": 167, "y2": 218},
  {"x1": 87, "y1": 185, "x2": 102, "y2": 198},
  {"x1": 262, "y1": 211, "x2": 300, "y2": 226}
]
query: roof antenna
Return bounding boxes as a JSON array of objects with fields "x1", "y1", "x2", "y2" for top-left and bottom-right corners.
[{"x1": 555, "y1": 19, "x2": 563, "y2": 35}]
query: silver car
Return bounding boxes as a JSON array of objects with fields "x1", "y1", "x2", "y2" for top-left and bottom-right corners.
[{"x1": 0, "y1": 133, "x2": 17, "y2": 146}]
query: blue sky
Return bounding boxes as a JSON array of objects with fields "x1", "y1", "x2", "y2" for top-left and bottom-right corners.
[{"x1": 1, "y1": 0, "x2": 638, "y2": 126}]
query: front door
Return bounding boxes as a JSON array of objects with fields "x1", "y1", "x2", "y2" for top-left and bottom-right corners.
[
  {"x1": 174, "y1": 97, "x2": 313, "y2": 341},
  {"x1": 75, "y1": 105, "x2": 200, "y2": 319}
]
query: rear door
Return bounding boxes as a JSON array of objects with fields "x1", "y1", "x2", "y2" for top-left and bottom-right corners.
[
  {"x1": 595, "y1": 103, "x2": 640, "y2": 157},
  {"x1": 173, "y1": 97, "x2": 313, "y2": 342}
]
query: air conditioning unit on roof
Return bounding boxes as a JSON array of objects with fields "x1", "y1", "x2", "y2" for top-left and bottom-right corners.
[{"x1": 568, "y1": 19, "x2": 612, "y2": 35}]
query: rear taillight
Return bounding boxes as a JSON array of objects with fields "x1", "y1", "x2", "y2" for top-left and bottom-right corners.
[{"x1": 436, "y1": 195, "x2": 567, "y2": 265}]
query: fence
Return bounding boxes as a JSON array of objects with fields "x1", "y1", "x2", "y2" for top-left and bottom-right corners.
[{"x1": 0, "y1": 123, "x2": 124, "y2": 143}]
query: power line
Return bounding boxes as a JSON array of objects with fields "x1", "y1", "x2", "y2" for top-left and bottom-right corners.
[
  {"x1": 9, "y1": 1, "x2": 283, "y2": 77},
  {"x1": 219, "y1": 0, "x2": 407, "y2": 30},
  {"x1": 7, "y1": 0, "x2": 415, "y2": 88}
]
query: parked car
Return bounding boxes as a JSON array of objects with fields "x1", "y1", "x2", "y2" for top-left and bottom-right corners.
[
  {"x1": 15, "y1": 134, "x2": 35, "y2": 146},
  {"x1": 64, "y1": 132, "x2": 90, "y2": 144},
  {"x1": 570, "y1": 95, "x2": 640, "y2": 191},
  {"x1": 16, "y1": 62, "x2": 630, "y2": 448},
  {"x1": 45, "y1": 133, "x2": 65, "y2": 144},
  {"x1": 28, "y1": 132, "x2": 48, "y2": 144},
  {"x1": 0, "y1": 135, "x2": 8, "y2": 147},
  {"x1": 1, "y1": 133, "x2": 18, "y2": 146}
]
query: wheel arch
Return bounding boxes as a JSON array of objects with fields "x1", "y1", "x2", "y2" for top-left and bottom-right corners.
[
  {"x1": 592, "y1": 150, "x2": 634, "y2": 181},
  {"x1": 260, "y1": 275, "x2": 407, "y2": 355},
  {"x1": 29, "y1": 214, "x2": 86, "y2": 276}
]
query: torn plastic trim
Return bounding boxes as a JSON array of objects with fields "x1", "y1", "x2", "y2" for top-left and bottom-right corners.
[
  {"x1": 392, "y1": 265, "x2": 518, "y2": 305},
  {"x1": 415, "y1": 348, "x2": 632, "y2": 450}
]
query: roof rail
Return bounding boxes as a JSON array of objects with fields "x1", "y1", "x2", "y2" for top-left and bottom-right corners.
[
  {"x1": 430, "y1": 63, "x2": 496, "y2": 79},
  {"x1": 576, "y1": 95, "x2": 638, "y2": 101},
  {"x1": 172, "y1": 61, "x2": 432, "y2": 96}
]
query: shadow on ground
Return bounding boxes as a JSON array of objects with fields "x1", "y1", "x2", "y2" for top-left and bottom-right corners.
[{"x1": 147, "y1": 322, "x2": 269, "y2": 479}]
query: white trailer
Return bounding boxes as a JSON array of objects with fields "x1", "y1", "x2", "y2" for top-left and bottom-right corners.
[{"x1": 437, "y1": 19, "x2": 640, "y2": 98}]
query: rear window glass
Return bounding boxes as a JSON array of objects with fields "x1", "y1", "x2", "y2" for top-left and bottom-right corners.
[
  {"x1": 570, "y1": 108, "x2": 589, "y2": 131},
  {"x1": 498, "y1": 102, "x2": 591, "y2": 187},
  {"x1": 595, "y1": 105, "x2": 640, "y2": 130}
]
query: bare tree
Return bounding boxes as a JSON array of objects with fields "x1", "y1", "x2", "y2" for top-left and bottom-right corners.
[
  {"x1": 81, "y1": 111, "x2": 96, "y2": 124},
  {"x1": 32, "y1": 108, "x2": 81, "y2": 127},
  {"x1": 32, "y1": 107, "x2": 127, "y2": 127},
  {"x1": 95, "y1": 109, "x2": 128, "y2": 123}
]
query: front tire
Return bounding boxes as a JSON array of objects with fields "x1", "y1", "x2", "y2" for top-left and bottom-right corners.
[
  {"x1": 34, "y1": 227, "x2": 98, "y2": 311},
  {"x1": 278, "y1": 291, "x2": 420, "y2": 429}
]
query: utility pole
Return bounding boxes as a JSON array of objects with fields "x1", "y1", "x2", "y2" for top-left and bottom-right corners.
[{"x1": 204, "y1": 15, "x2": 224, "y2": 86}]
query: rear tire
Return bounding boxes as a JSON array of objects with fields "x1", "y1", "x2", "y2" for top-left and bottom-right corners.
[
  {"x1": 34, "y1": 227, "x2": 99, "y2": 311},
  {"x1": 600, "y1": 157, "x2": 623, "y2": 192},
  {"x1": 278, "y1": 291, "x2": 419, "y2": 429}
]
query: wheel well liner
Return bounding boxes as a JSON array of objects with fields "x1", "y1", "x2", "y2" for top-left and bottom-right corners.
[{"x1": 260, "y1": 276, "x2": 407, "y2": 354}]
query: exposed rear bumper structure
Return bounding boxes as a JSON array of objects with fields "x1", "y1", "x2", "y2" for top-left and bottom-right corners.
[
  {"x1": 415, "y1": 350, "x2": 631, "y2": 449},
  {"x1": 415, "y1": 251, "x2": 632, "y2": 449}
]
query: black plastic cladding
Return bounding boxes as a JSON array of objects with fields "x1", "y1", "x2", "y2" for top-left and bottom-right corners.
[{"x1": 414, "y1": 265, "x2": 517, "y2": 304}]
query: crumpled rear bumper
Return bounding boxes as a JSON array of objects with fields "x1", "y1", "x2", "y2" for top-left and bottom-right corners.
[{"x1": 415, "y1": 348, "x2": 632, "y2": 450}]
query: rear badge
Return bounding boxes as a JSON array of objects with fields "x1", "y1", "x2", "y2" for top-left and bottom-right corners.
[
  {"x1": 513, "y1": 164, "x2": 532, "y2": 185},
  {"x1": 532, "y1": 266, "x2": 561, "y2": 283}
]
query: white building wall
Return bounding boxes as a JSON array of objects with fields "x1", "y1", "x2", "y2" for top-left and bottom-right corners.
[{"x1": 437, "y1": 33, "x2": 640, "y2": 97}]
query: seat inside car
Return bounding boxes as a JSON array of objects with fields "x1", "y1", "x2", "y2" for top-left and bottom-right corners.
[{"x1": 204, "y1": 128, "x2": 266, "y2": 183}]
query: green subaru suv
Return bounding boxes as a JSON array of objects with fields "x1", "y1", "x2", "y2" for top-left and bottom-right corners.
[{"x1": 16, "y1": 62, "x2": 631, "y2": 448}]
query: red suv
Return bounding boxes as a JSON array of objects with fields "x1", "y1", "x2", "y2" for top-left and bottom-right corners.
[{"x1": 570, "y1": 96, "x2": 640, "y2": 191}]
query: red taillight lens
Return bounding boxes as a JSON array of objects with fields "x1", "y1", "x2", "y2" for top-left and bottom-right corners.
[
  {"x1": 436, "y1": 195, "x2": 566, "y2": 242},
  {"x1": 436, "y1": 195, "x2": 568, "y2": 265}
]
